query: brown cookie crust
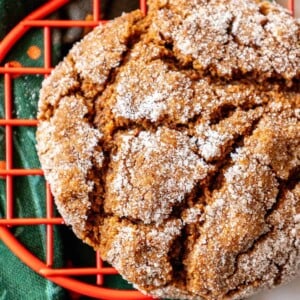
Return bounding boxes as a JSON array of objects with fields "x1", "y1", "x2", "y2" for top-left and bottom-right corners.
[{"x1": 37, "y1": 1, "x2": 300, "y2": 299}]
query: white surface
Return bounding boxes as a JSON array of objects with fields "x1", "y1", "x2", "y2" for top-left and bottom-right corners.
[{"x1": 250, "y1": 276, "x2": 300, "y2": 300}]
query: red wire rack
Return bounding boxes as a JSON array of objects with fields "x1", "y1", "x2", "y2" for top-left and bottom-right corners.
[
  {"x1": 0, "y1": 0, "x2": 296, "y2": 299},
  {"x1": 0, "y1": 0, "x2": 150, "y2": 299}
]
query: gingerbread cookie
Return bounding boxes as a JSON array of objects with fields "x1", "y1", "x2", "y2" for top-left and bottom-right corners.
[{"x1": 36, "y1": 0, "x2": 300, "y2": 299}]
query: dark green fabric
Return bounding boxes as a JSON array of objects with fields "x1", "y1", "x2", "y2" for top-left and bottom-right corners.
[
  {"x1": 0, "y1": 2, "x2": 66, "y2": 299},
  {"x1": 0, "y1": 0, "x2": 47, "y2": 40}
]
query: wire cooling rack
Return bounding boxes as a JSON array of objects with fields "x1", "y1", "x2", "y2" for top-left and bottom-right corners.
[{"x1": 0, "y1": 0, "x2": 296, "y2": 299}]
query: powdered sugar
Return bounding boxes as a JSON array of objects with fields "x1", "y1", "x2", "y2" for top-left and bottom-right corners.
[
  {"x1": 36, "y1": 95, "x2": 102, "y2": 230},
  {"x1": 112, "y1": 58, "x2": 200, "y2": 123},
  {"x1": 38, "y1": 57, "x2": 79, "y2": 112},
  {"x1": 195, "y1": 123, "x2": 233, "y2": 161},
  {"x1": 185, "y1": 150, "x2": 280, "y2": 295},
  {"x1": 152, "y1": 0, "x2": 300, "y2": 80},
  {"x1": 70, "y1": 10, "x2": 143, "y2": 91},
  {"x1": 294, "y1": 214, "x2": 300, "y2": 223},
  {"x1": 105, "y1": 127, "x2": 211, "y2": 224},
  {"x1": 104, "y1": 218, "x2": 182, "y2": 288},
  {"x1": 149, "y1": 285, "x2": 203, "y2": 300},
  {"x1": 176, "y1": 7, "x2": 232, "y2": 62},
  {"x1": 182, "y1": 207, "x2": 204, "y2": 225}
]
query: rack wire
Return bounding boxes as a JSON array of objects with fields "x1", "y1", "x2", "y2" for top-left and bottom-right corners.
[{"x1": 0, "y1": 0, "x2": 296, "y2": 299}]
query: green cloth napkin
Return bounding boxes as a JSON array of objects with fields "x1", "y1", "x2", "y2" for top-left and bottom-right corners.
[
  {"x1": 0, "y1": 1, "x2": 135, "y2": 299},
  {"x1": 0, "y1": 0, "x2": 48, "y2": 40}
]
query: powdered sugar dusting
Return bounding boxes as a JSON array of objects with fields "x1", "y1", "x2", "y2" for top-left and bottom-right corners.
[
  {"x1": 243, "y1": 111, "x2": 300, "y2": 180},
  {"x1": 195, "y1": 123, "x2": 233, "y2": 161},
  {"x1": 295, "y1": 214, "x2": 300, "y2": 224},
  {"x1": 228, "y1": 185, "x2": 300, "y2": 299},
  {"x1": 149, "y1": 285, "x2": 203, "y2": 300},
  {"x1": 195, "y1": 108, "x2": 264, "y2": 161},
  {"x1": 182, "y1": 206, "x2": 204, "y2": 225},
  {"x1": 112, "y1": 56, "x2": 200, "y2": 123},
  {"x1": 70, "y1": 11, "x2": 143, "y2": 90},
  {"x1": 185, "y1": 148, "x2": 280, "y2": 295},
  {"x1": 38, "y1": 57, "x2": 79, "y2": 114},
  {"x1": 150, "y1": 0, "x2": 300, "y2": 80},
  {"x1": 105, "y1": 127, "x2": 211, "y2": 224},
  {"x1": 36, "y1": 95, "x2": 102, "y2": 231},
  {"x1": 103, "y1": 218, "x2": 182, "y2": 288}
]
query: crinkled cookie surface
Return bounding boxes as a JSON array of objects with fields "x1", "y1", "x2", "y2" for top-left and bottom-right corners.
[{"x1": 36, "y1": 0, "x2": 300, "y2": 299}]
